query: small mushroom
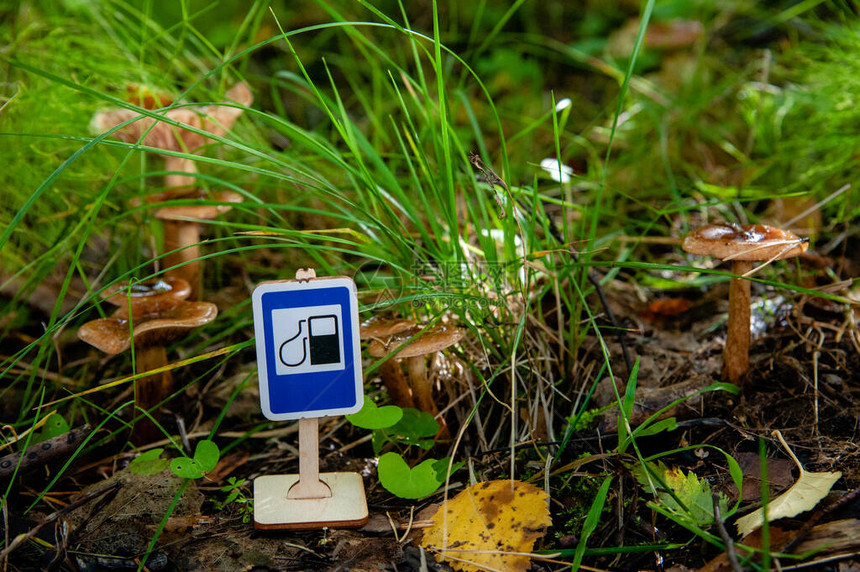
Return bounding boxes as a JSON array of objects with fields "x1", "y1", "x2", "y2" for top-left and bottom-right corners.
[
  {"x1": 367, "y1": 324, "x2": 464, "y2": 425},
  {"x1": 682, "y1": 223, "x2": 808, "y2": 384},
  {"x1": 153, "y1": 188, "x2": 242, "y2": 300},
  {"x1": 79, "y1": 277, "x2": 217, "y2": 442},
  {"x1": 92, "y1": 82, "x2": 252, "y2": 190},
  {"x1": 360, "y1": 317, "x2": 416, "y2": 409}
]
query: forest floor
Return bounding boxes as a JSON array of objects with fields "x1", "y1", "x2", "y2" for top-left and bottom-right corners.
[
  {"x1": 3, "y1": 2, "x2": 860, "y2": 571},
  {"x1": 2, "y1": 236, "x2": 859, "y2": 572}
]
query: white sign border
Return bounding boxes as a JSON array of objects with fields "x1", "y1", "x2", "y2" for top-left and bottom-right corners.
[{"x1": 252, "y1": 276, "x2": 364, "y2": 421}]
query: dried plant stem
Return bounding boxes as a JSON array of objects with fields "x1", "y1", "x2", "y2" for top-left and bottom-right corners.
[
  {"x1": 725, "y1": 261, "x2": 753, "y2": 384},
  {"x1": 713, "y1": 492, "x2": 742, "y2": 572}
]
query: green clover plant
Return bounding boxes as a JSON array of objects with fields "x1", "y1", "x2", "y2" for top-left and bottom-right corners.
[
  {"x1": 347, "y1": 400, "x2": 461, "y2": 499},
  {"x1": 129, "y1": 439, "x2": 220, "y2": 480}
]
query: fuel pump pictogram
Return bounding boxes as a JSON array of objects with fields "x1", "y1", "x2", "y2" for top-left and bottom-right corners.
[
  {"x1": 269, "y1": 304, "x2": 345, "y2": 376},
  {"x1": 279, "y1": 314, "x2": 341, "y2": 367}
]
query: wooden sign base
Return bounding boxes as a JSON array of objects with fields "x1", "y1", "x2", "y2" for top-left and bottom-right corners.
[
  {"x1": 253, "y1": 472, "x2": 368, "y2": 530},
  {"x1": 253, "y1": 417, "x2": 368, "y2": 530}
]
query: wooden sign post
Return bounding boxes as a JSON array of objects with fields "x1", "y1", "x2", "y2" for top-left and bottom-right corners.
[{"x1": 251, "y1": 269, "x2": 368, "y2": 530}]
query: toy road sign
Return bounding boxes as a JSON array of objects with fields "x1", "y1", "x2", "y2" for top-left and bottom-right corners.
[{"x1": 252, "y1": 276, "x2": 363, "y2": 420}]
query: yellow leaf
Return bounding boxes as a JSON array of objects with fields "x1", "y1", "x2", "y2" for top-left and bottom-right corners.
[
  {"x1": 735, "y1": 431, "x2": 841, "y2": 538},
  {"x1": 421, "y1": 480, "x2": 551, "y2": 572}
]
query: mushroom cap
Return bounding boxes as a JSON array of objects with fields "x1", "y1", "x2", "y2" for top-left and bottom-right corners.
[
  {"x1": 367, "y1": 324, "x2": 464, "y2": 358},
  {"x1": 102, "y1": 277, "x2": 191, "y2": 320},
  {"x1": 682, "y1": 223, "x2": 809, "y2": 261},
  {"x1": 645, "y1": 19, "x2": 703, "y2": 50},
  {"x1": 124, "y1": 83, "x2": 173, "y2": 109},
  {"x1": 91, "y1": 107, "x2": 211, "y2": 153},
  {"x1": 78, "y1": 301, "x2": 218, "y2": 354},
  {"x1": 154, "y1": 190, "x2": 242, "y2": 221},
  {"x1": 91, "y1": 82, "x2": 253, "y2": 154},
  {"x1": 359, "y1": 316, "x2": 417, "y2": 340}
]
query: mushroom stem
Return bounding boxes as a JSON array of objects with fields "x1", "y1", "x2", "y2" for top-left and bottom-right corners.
[
  {"x1": 406, "y1": 356, "x2": 436, "y2": 416},
  {"x1": 163, "y1": 220, "x2": 202, "y2": 300},
  {"x1": 724, "y1": 260, "x2": 753, "y2": 384},
  {"x1": 133, "y1": 344, "x2": 174, "y2": 443},
  {"x1": 407, "y1": 355, "x2": 450, "y2": 439},
  {"x1": 164, "y1": 155, "x2": 196, "y2": 190},
  {"x1": 379, "y1": 359, "x2": 414, "y2": 409}
]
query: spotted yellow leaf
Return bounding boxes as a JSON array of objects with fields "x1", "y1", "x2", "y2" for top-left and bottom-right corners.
[{"x1": 421, "y1": 480, "x2": 551, "y2": 572}]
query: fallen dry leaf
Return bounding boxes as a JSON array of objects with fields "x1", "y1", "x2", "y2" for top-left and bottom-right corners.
[
  {"x1": 698, "y1": 518, "x2": 860, "y2": 572},
  {"x1": 734, "y1": 451, "x2": 795, "y2": 502},
  {"x1": 735, "y1": 432, "x2": 841, "y2": 538},
  {"x1": 421, "y1": 480, "x2": 550, "y2": 572},
  {"x1": 642, "y1": 298, "x2": 692, "y2": 321}
]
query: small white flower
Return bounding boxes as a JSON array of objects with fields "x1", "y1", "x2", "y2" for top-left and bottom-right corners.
[
  {"x1": 540, "y1": 158, "x2": 573, "y2": 183},
  {"x1": 555, "y1": 97, "x2": 572, "y2": 112}
]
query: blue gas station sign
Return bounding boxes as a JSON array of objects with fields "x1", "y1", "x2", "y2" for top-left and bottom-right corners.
[{"x1": 252, "y1": 277, "x2": 363, "y2": 420}]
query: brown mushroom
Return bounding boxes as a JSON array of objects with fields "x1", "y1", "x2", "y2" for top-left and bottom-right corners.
[
  {"x1": 79, "y1": 276, "x2": 217, "y2": 442},
  {"x1": 682, "y1": 223, "x2": 808, "y2": 384},
  {"x1": 367, "y1": 324, "x2": 464, "y2": 428},
  {"x1": 92, "y1": 82, "x2": 253, "y2": 190},
  {"x1": 359, "y1": 316, "x2": 417, "y2": 340},
  {"x1": 360, "y1": 317, "x2": 417, "y2": 409},
  {"x1": 153, "y1": 188, "x2": 242, "y2": 300},
  {"x1": 93, "y1": 83, "x2": 252, "y2": 300}
]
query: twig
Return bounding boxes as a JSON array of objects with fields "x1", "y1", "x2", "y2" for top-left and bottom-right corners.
[
  {"x1": 1, "y1": 496, "x2": 8, "y2": 571},
  {"x1": 0, "y1": 424, "x2": 92, "y2": 478},
  {"x1": 176, "y1": 417, "x2": 192, "y2": 456},
  {"x1": 713, "y1": 492, "x2": 742, "y2": 572},
  {"x1": 783, "y1": 183, "x2": 850, "y2": 229},
  {"x1": 0, "y1": 480, "x2": 120, "y2": 560},
  {"x1": 584, "y1": 262, "x2": 634, "y2": 375},
  {"x1": 46, "y1": 520, "x2": 70, "y2": 571},
  {"x1": 781, "y1": 485, "x2": 860, "y2": 555}
]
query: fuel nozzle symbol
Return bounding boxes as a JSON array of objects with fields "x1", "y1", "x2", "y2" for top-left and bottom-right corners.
[{"x1": 279, "y1": 314, "x2": 340, "y2": 368}]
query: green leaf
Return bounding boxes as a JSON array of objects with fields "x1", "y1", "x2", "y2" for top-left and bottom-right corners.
[
  {"x1": 616, "y1": 357, "x2": 641, "y2": 454},
  {"x1": 432, "y1": 457, "x2": 464, "y2": 481},
  {"x1": 632, "y1": 417, "x2": 678, "y2": 439},
  {"x1": 33, "y1": 413, "x2": 69, "y2": 443},
  {"x1": 573, "y1": 476, "x2": 613, "y2": 571},
  {"x1": 169, "y1": 440, "x2": 220, "y2": 479},
  {"x1": 708, "y1": 382, "x2": 741, "y2": 395},
  {"x1": 390, "y1": 408, "x2": 438, "y2": 440},
  {"x1": 346, "y1": 400, "x2": 403, "y2": 430},
  {"x1": 169, "y1": 456, "x2": 205, "y2": 479},
  {"x1": 634, "y1": 461, "x2": 727, "y2": 526},
  {"x1": 371, "y1": 429, "x2": 387, "y2": 455},
  {"x1": 129, "y1": 449, "x2": 169, "y2": 476},
  {"x1": 193, "y1": 440, "x2": 220, "y2": 472},
  {"x1": 378, "y1": 452, "x2": 445, "y2": 499},
  {"x1": 372, "y1": 408, "x2": 440, "y2": 453}
]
